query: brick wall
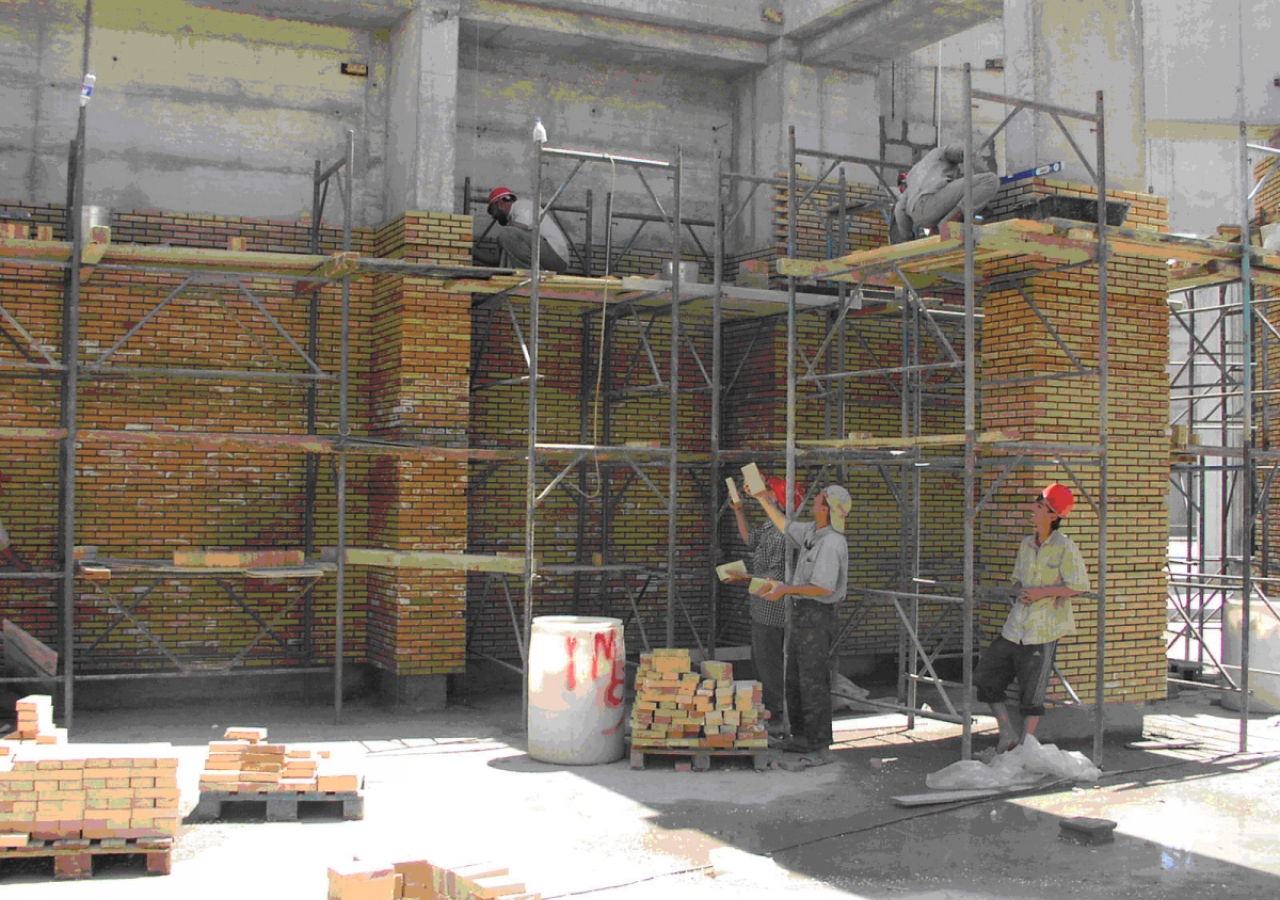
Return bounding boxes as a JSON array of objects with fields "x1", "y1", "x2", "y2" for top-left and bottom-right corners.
[{"x1": 0, "y1": 204, "x2": 472, "y2": 682}]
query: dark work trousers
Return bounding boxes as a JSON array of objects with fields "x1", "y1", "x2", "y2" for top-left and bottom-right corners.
[
  {"x1": 751, "y1": 620, "x2": 786, "y2": 719},
  {"x1": 785, "y1": 597, "x2": 838, "y2": 751}
]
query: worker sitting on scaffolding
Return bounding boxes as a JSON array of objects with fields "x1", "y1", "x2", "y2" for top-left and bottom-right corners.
[
  {"x1": 889, "y1": 139, "x2": 1001, "y2": 244},
  {"x1": 0, "y1": 517, "x2": 32, "y2": 572},
  {"x1": 974, "y1": 482, "x2": 1089, "y2": 752},
  {"x1": 478, "y1": 186, "x2": 571, "y2": 274}
]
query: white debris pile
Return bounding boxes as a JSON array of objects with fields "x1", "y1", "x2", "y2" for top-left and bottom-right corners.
[{"x1": 926, "y1": 734, "x2": 1101, "y2": 790}]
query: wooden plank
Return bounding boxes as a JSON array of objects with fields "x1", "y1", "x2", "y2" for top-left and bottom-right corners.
[
  {"x1": 336, "y1": 548, "x2": 526, "y2": 574},
  {"x1": 892, "y1": 789, "x2": 1008, "y2": 807},
  {"x1": 786, "y1": 429, "x2": 1019, "y2": 450},
  {"x1": 2, "y1": 618, "x2": 58, "y2": 678}
]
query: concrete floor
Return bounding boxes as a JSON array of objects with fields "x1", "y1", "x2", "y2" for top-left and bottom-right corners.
[{"x1": 2, "y1": 676, "x2": 1279, "y2": 900}]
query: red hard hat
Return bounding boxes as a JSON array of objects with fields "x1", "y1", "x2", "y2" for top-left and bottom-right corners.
[
  {"x1": 1041, "y1": 482, "x2": 1075, "y2": 517},
  {"x1": 487, "y1": 186, "x2": 516, "y2": 214},
  {"x1": 766, "y1": 476, "x2": 803, "y2": 513}
]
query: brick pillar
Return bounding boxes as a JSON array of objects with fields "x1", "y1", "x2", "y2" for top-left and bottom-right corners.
[
  {"x1": 980, "y1": 229, "x2": 1170, "y2": 739},
  {"x1": 366, "y1": 211, "x2": 472, "y2": 708}
]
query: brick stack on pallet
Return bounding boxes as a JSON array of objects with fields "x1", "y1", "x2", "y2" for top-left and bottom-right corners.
[
  {"x1": 328, "y1": 857, "x2": 540, "y2": 900},
  {"x1": 0, "y1": 697, "x2": 179, "y2": 875},
  {"x1": 197, "y1": 726, "x2": 359, "y2": 794},
  {"x1": 629, "y1": 649, "x2": 769, "y2": 751}
]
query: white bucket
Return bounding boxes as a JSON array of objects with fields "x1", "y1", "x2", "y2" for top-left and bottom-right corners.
[
  {"x1": 1221, "y1": 597, "x2": 1280, "y2": 714},
  {"x1": 527, "y1": 616, "x2": 626, "y2": 765}
]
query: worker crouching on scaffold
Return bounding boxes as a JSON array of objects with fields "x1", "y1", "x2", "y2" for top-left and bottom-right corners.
[
  {"x1": 474, "y1": 186, "x2": 571, "y2": 274},
  {"x1": 975, "y1": 482, "x2": 1090, "y2": 752}
]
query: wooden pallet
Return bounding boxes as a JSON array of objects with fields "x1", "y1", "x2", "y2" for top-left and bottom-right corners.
[
  {"x1": 188, "y1": 789, "x2": 363, "y2": 822},
  {"x1": 0, "y1": 836, "x2": 171, "y2": 880},
  {"x1": 629, "y1": 745, "x2": 769, "y2": 772}
]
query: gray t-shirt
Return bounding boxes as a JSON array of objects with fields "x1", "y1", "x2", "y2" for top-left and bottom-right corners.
[
  {"x1": 784, "y1": 520, "x2": 848, "y2": 605},
  {"x1": 509, "y1": 198, "x2": 571, "y2": 264}
]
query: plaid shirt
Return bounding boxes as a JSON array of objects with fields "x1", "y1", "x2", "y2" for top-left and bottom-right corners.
[
  {"x1": 747, "y1": 524, "x2": 789, "y2": 627},
  {"x1": 1002, "y1": 530, "x2": 1089, "y2": 645}
]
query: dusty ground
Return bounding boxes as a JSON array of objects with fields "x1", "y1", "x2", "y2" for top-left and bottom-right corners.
[{"x1": 2, "y1": 674, "x2": 1279, "y2": 899}]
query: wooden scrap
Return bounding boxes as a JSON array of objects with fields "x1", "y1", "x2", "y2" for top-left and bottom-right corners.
[
  {"x1": 892, "y1": 788, "x2": 1007, "y2": 807},
  {"x1": 2, "y1": 619, "x2": 58, "y2": 679}
]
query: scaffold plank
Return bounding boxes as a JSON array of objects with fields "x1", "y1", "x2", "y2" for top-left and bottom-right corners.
[
  {"x1": 334, "y1": 548, "x2": 526, "y2": 574},
  {"x1": 781, "y1": 428, "x2": 1019, "y2": 450}
]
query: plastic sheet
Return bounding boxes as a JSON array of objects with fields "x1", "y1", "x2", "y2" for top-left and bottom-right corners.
[{"x1": 925, "y1": 734, "x2": 1101, "y2": 790}]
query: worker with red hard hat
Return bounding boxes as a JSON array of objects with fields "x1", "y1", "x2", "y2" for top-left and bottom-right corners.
[
  {"x1": 974, "y1": 482, "x2": 1090, "y2": 752},
  {"x1": 476, "y1": 185, "x2": 571, "y2": 274},
  {"x1": 727, "y1": 473, "x2": 801, "y2": 731}
]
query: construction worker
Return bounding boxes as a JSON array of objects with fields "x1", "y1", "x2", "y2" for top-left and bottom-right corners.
[
  {"x1": 749, "y1": 483, "x2": 852, "y2": 767},
  {"x1": 889, "y1": 140, "x2": 1000, "y2": 244},
  {"x1": 480, "y1": 186, "x2": 571, "y2": 274},
  {"x1": 974, "y1": 482, "x2": 1089, "y2": 751},
  {"x1": 727, "y1": 474, "x2": 801, "y2": 733}
]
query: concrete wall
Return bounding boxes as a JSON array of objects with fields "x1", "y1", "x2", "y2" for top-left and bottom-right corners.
[
  {"x1": 0, "y1": 0, "x2": 388, "y2": 224},
  {"x1": 456, "y1": 40, "x2": 732, "y2": 252},
  {"x1": 1144, "y1": 0, "x2": 1280, "y2": 235}
]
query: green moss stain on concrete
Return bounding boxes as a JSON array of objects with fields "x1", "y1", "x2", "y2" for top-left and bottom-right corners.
[{"x1": 94, "y1": 0, "x2": 363, "y2": 54}]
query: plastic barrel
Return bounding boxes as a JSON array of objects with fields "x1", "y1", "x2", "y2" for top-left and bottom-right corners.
[
  {"x1": 1221, "y1": 597, "x2": 1280, "y2": 714},
  {"x1": 527, "y1": 616, "x2": 626, "y2": 764}
]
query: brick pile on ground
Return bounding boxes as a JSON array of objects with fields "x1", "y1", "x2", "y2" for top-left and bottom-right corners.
[
  {"x1": 198, "y1": 726, "x2": 359, "y2": 794},
  {"x1": 629, "y1": 649, "x2": 769, "y2": 750},
  {"x1": 328, "y1": 857, "x2": 540, "y2": 900},
  {"x1": 0, "y1": 697, "x2": 180, "y2": 848},
  {"x1": 1, "y1": 694, "x2": 66, "y2": 745}
]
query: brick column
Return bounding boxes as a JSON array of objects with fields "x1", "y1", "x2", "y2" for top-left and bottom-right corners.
[
  {"x1": 366, "y1": 211, "x2": 472, "y2": 708},
  {"x1": 980, "y1": 211, "x2": 1170, "y2": 739}
]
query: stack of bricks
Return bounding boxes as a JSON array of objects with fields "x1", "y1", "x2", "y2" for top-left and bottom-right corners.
[
  {"x1": 0, "y1": 697, "x2": 180, "y2": 846},
  {"x1": 328, "y1": 857, "x2": 540, "y2": 900},
  {"x1": 2, "y1": 694, "x2": 66, "y2": 745},
  {"x1": 629, "y1": 649, "x2": 769, "y2": 750},
  {"x1": 198, "y1": 726, "x2": 359, "y2": 794}
]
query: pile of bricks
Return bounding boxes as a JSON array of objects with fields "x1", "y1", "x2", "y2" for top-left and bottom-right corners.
[
  {"x1": 198, "y1": 727, "x2": 358, "y2": 794},
  {"x1": 0, "y1": 698, "x2": 180, "y2": 847},
  {"x1": 1, "y1": 694, "x2": 66, "y2": 745},
  {"x1": 629, "y1": 649, "x2": 770, "y2": 750},
  {"x1": 328, "y1": 857, "x2": 539, "y2": 900}
]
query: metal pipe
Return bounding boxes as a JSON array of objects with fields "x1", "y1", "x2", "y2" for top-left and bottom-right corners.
[
  {"x1": 666, "y1": 148, "x2": 682, "y2": 648},
  {"x1": 334, "y1": 129, "x2": 354, "y2": 724},
  {"x1": 961, "y1": 64, "x2": 976, "y2": 762},
  {"x1": 1094, "y1": 88, "x2": 1110, "y2": 766}
]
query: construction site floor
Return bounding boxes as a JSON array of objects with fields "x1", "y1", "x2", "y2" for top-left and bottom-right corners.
[{"x1": 2, "y1": 676, "x2": 1279, "y2": 900}]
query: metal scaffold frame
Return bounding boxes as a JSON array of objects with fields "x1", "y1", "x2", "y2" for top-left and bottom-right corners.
[
  {"x1": 1167, "y1": 136, "x2": 1280, "y2": 752},
  {"x1": 768, "y1": 64, "x2": 1113, "y2": 763}
]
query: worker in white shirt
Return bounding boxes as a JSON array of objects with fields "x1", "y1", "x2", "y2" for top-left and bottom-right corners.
[{"x1": 482, "y1": 186, "x2": 571, "y2": 274}]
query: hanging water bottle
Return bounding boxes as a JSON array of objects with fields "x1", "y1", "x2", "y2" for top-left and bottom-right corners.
[
  {"x1": 80, "y1": 73, "x2": 96, "y2": 107},
  {"x1": 532, "y1": 117, "x2": 547, "y2": 144}
]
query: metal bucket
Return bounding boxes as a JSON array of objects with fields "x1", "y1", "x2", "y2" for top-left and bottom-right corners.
[
  {"x1": 660, "y1": 259, "x2": 699, "y2": 285},
  {"x1": 81, "y1": 205, "x2": 111, "y2": 235}
]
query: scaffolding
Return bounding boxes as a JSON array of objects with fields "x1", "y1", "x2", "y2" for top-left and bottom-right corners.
[{"x1": 1166, "y1": 134, "x2": 1280, "y2": 752}]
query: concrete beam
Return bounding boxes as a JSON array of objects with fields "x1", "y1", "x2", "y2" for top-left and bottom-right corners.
[
  {"x1": 188, "y1": 0, "x2": 415, "y2": 29},
  {"x1": 795, "y1": 0, "x2": 1001, "y2": 67},
  {"x1": 460, "y1": 0, "x2": 767, "y2": 71},
  {"x1": 465, "y1": 0, "x2": 781, "y2": 41}
]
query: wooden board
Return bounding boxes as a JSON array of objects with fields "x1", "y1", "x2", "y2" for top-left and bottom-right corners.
[
  {"x1": 2, "y1": 619, "x2": 58, "y2": 678},
  {"x1": 891, "y1": 789, "x2": 1009, "y2": 807}
]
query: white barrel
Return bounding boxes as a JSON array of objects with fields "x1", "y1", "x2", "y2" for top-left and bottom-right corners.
[
  {"x1": 527, "y1": 616, "x2": 626, "y2": 765},
  {"x1": 1221, "y1": 597, "x2": 1280, "y2": 714}
]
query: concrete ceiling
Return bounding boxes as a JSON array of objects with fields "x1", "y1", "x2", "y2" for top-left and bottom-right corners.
[{"x1": 187, "y1": 0, "x2": 1003, "y2": 76}]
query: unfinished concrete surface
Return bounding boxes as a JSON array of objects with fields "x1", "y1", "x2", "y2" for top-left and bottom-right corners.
[{"x1": 1, "y1": 675, "x2": 1278, "y2": 898}]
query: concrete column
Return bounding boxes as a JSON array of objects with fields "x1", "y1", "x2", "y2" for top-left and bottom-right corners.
[
  {"x1": 1003, "y1": 0, "x2": 1146, "y2": 191},
  {"x1": 386, "y1": 0, "x2": 460, "y2": 219},
  {"x1": 731, "y1": 47, "x2": 878, "y2": 254}
]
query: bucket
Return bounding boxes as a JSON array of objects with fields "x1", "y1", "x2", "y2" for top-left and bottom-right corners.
[
  {"x1": 527, "y1": 616, "x2": 626, "y2": 765},
  {"x1": 660, "y1": 259, "x2": 699, "y2": 285},
  {"x1": 1221, "y1": 597, "x2": 1280, "y2": 714},
  {"x1": 81, "y1": 205, "x2": 110, "y2": 236}
]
